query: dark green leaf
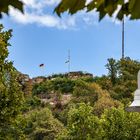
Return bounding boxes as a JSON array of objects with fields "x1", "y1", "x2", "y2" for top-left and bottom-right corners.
[
  {"x1": 129, "y1": 0, "x2": 140, "y2": 19},
  {"x1": 0, "y1": 0, "x2": 23, "y2": 18},
  {"x1": 55, "y1": 0, "x2": 86, "y2": 16}
]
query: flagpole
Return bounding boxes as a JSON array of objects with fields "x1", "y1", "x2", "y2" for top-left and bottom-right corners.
[
  {"x1": 39, "y1": 64, "x2": 46, "y2": 76},
  {"x1": 68, "y1": 49, "x2": 70, "y2": 73},
  {"x1": 122, "y1": 17, "x2": 124, "y2": 59}
]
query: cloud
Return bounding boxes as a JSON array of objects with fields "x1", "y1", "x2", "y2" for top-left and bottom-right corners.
[
  {"x1": 9, "y1": 0, "x2": 78, "y2": 29},
  {"x1": 9, "y1": 7, "x2": 76, "y2": 29},
  {"x1": 22, "y1": 0, "x2": 60, "y2": 9},
  {"x1": 9, "y1": 0, "x2": 121, "y2": 29}
]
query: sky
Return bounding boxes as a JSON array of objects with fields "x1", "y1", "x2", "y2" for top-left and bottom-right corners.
[{"x1": 1, "y1": 0, "x2": 140, "y2": 78}]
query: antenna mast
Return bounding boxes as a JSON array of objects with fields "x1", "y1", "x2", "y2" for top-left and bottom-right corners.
[
  {"x1": 68, "y1": 49, "x2": 70, "y2": 73},
  {"x1": 122, "y1": 17, "x2": 125, "y2": 59}
]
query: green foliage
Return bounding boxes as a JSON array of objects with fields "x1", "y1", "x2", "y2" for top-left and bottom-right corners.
[
  {"x1": 29, "y1": 57, "x2": 140, "y2": 139},
  {"x1": 111, "y1": 81, "x2": 135, "y2": 100},
  {"x1": 78, "y1": 76, "x2": 94, "y2": 83},
  {"x1": 48, "y1": 73, "x2": 68, "y2": 79},
  {"x1": 55, "y1": 0, "x2": 86, "y2": 17},
  {"x1": 0, "y1": 24, "x2": 24, "y2": 138},
  {"x1": 50, "y1": 78, "x2": 75, "y2": 93},
  {"x1": 14, "y1": 108, "x2": 66, "y2": 140},
  {"x1": 0, "y1": 42, "x2": 138, "y2": 140},
  {"x1": 73, "y1": 80, "x2": 91, "y2": 96},
  {"x1": 33, "y1": 77, "x2": 75, "y2": 95},
  {"x1": 101, "y1": 108, "x2": 140, "y2": 140},
  {"x1": 58, "y1": 106, "x2": 140, "y2": 140},
  {"x1": 93, "y1": 57, "x2": 140, "y2": 103},
  {"x1": 59, "y1": 103, "x2": 102, "y2": 140},
  {"x1": 109, "y1": 57, "x2": 140, "y2": 101},
  {"x1": 55, "y1": 0, "x2": 140, "y2": 20},
  {"x1": 93, "y1": 91, "x2": 121, "y2": 116},
  {"x1": 21, "y1": 96, "x2": 41, "y2": 112},
  {"x1": 32, "y1": 82, "x2": 48, "y2": 95},
  {"x1": 106, "y1": 58, "x2": 118, "y2": 86},
  {"x1": 72, "y1": 81, "x2": 102, "y2": 105},
  {"x1": 118, "y1": 57, "x2": 140, "y2": 82},
  {"x1": 0, "y1": 0, "x2": 23, "y2": 18},
  {"x1": 93, "y1": 75, "x2": 112, "y2": 90},
  {"x1": 129, "y1": 0, "x2": 140, "y2": 19}
]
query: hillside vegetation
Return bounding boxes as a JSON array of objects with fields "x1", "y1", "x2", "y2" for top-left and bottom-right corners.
[{"x1": 1, "y1": 24, "x2": 140, "y2": 140}]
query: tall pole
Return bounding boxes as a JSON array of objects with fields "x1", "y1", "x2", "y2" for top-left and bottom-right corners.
[
  {"x1": 122, "y1": 17, "x2": 124, "y2": 59},
  {"x1": 68, "y1": 49, "x2": 70, "y2": 73}
]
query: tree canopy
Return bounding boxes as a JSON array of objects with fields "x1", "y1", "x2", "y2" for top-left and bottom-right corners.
[
  {"x1": 55, "y1": 0, "x2": 140, "y2": 21},
  {"x1": 0, "y1": 0, "x2": 140, "y2": 21},
  {"x1": 0, "y1": 0, "x2": 23, "y2": 18},
  {"x1": 0, "y1": 24, "x2": 24, "y2": 138}
]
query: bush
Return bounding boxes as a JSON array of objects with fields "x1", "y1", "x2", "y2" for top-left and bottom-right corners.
[
  {"x1": 14, "y1": 108, "x2": 66, "y2": 139},
  {"x1": 93, "y1": 91, "x2": 122, "y2": 116},
  {"x1": 21, "y1": 96, "x2": 41, "y2": 112},
  {"x1": 49, "y1": 78, "x2": 75, "y2": 93},
  {"x1": 0, "y1": 25, "x2": 24, "y2": 138},
  {"x1": 32, "y1": 83, "x2": 48, "y2": 95},
  {"x1": 101, "y1": 108, "x2": 140, "y2": 140},
  {"x1": 58, "y1": 103, "x2": 102, "y2": 140},
  {"x1": 72, "y1": 81, "x2": 104, "y2": 105}
]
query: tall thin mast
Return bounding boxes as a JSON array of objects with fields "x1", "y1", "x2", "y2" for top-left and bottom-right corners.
[
  {"x1": 122, "y1": 18, "x2": 125, "y2": 59},
  {"x1": 68, "y1": 49, "x2": 70, "y2": 73}
]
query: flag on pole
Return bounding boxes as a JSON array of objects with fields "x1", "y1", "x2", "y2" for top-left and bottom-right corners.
[
  {"x1": 65, "y1": 60, "x2": 69, "y2": 63},
  {"x1": 39, "y1": 64, "x2": 44, "y2": 67}
]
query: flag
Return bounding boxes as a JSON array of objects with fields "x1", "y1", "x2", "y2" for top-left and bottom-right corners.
[
  {"x1": 39, "y1": 64, "x2": 44, "y2": 67},
  {"x1": 65, "y1": 60, "x2": 69, "y2": 63}
]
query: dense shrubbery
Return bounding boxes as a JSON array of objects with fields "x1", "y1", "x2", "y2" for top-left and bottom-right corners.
[
  {"x1": 1, "y1": 24, "x2": 140, "y2": 139},
  {"x1": 72, "y1": 81, "x2": 102, "y2": 105},
  {"x1": 27, "y1": 56, "x2": 140, "y2": 139},
  {"x1": 0, "y1": 25, "x2": 24, "y2": 139},
  {"x1": 33, "y1": 77, "x2": 75, "y2": 95},
  {"x1": 58, "y1": 103, "x2": 140, "y2": 140},
  {"x1": 21, "y1": 96, "x2": 41, "y2": 112},
  {"x1": 62, "y1": 103, "x2": 102, "y2": 140},
  {"x1": 13, "y1": 108, "x2": 66, "y2": 139},
  {"x1": 32, "y1": 82, "x2": 48, "y2": 95},
  {"x1": 49, "y1": 78, "x2": 75, "y2": 93},
  {"x1": 101, "y1": 108, "x2": 140, "y2": 140}
]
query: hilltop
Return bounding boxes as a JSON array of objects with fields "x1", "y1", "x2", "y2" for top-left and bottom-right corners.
[{"x1": 3, "y1": 57, "x2": 140, "y2": 139}]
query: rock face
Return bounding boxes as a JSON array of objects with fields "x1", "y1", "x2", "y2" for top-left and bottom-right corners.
[
  {"x1": 17, "y1": 73, "x2": 30, "y2": 86},
  {"x1": 18, "y1": 73, "x2": 32, "y2": 95},
  {"x1": 68, "y1": 71, "x2": 93, "y2": 79},
  {"x1": 46, "y1": 71, "x2": 93, "y2": 80},
  {"x1": 32, "y1": 76, "x2": 46, "y2": 84},
  {"x1": 18, "y1": 71, "x2": 93, "y2": 97},
  {"x1": 41, "y1": 94, "x2": 72, "y2": 108}
]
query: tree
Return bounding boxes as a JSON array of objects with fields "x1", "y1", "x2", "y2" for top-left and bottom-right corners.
[
  {"x1": 118, "y1": 57, "x2": 140, "y2": 82},
  {"x1": 55, "y1": 0, "x2": 140, "y2": 20},
  {"x1": 111, "y1": 57, "x2": 140, "y2": 101},
  {"x1": 0, "y1": 0, "x2": 140, "y2": 22},
  {"x1": 14, "y1": 108, "x2": 66, "y2": 140},
  {"x1": 72, "y1": 81, "x2": 102, "y2": 105},
  {"x1": 60, "y1": 103, "x2": 102, "y2": 140},
  {"x1": 93, "y1": 91, "x2": 121, "y2": 116},
  {"x1": 106, "y1": 58, "x2": 118, "y2": 86},
  {"x1": 93, "y1": 75, "x2": 112, "y2": 90},
  {"x1": 101, "y1": 108, "x2": 140, "y2": 140},
  {"x1": 0, "y1": 24, "x2": 24, "y2": 138},
  {"x1": 0, "y1": 0, "x2": 23, "y2": 18}
]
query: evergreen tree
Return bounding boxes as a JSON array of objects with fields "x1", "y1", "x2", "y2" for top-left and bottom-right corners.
[
  {"x1": 0, "y1": 24, "x2": 24, "y2": 138},
  {"x1": 106, "y1": 58, "x2": 118, "y2": 86}
]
